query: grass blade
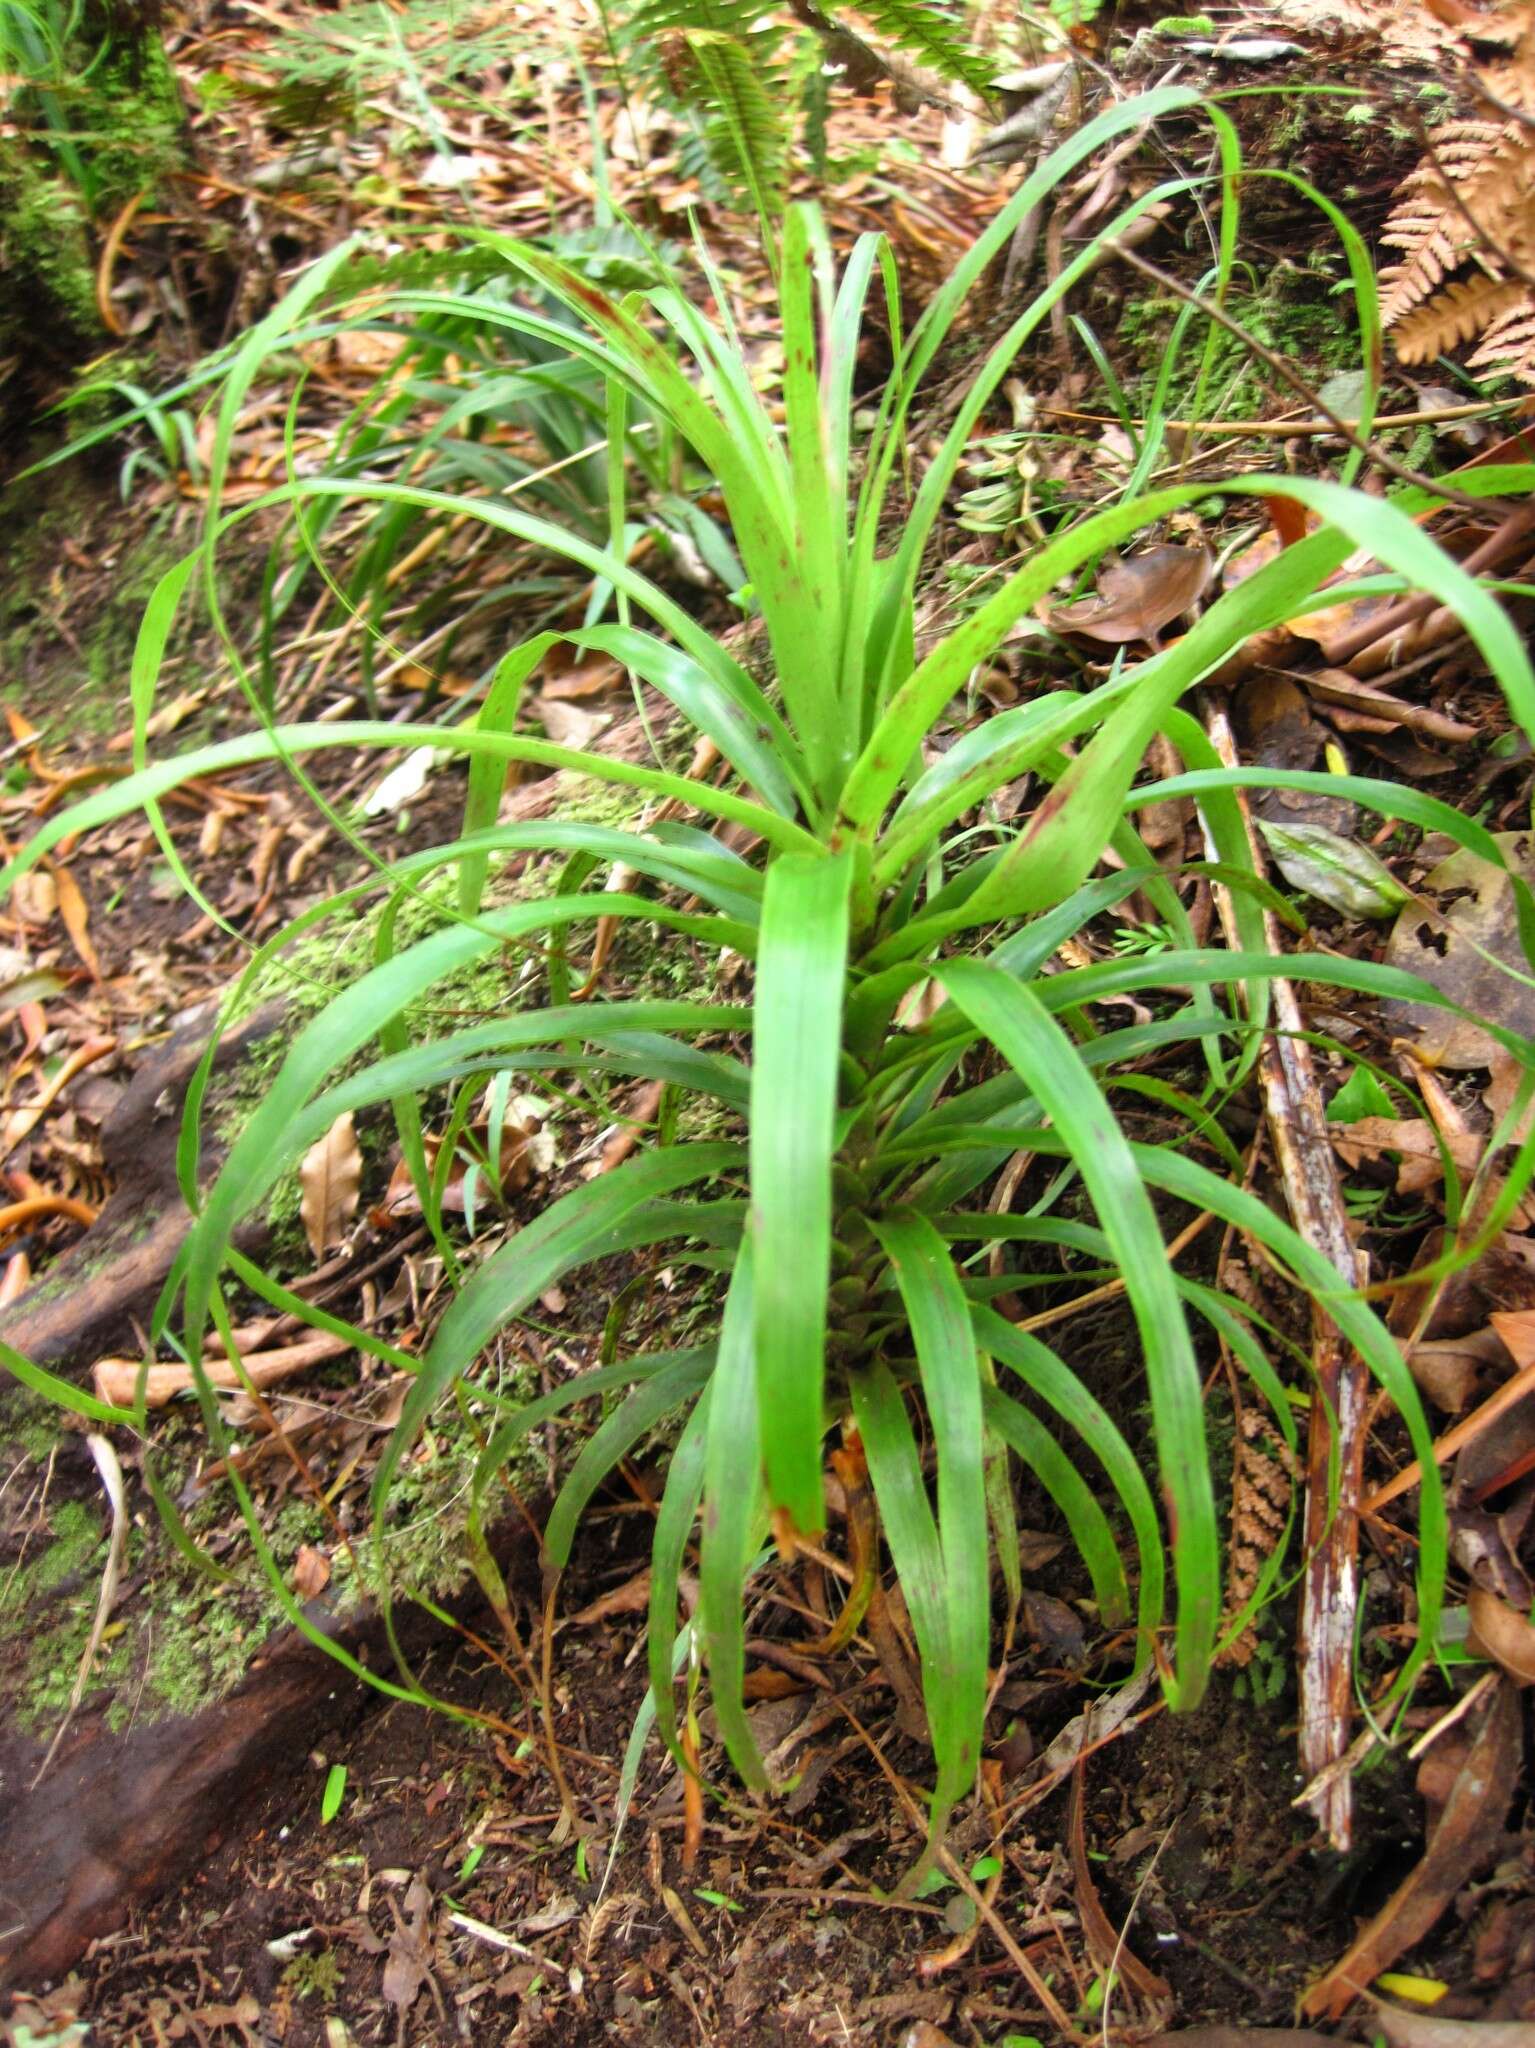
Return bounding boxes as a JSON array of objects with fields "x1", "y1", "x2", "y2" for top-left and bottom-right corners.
[{"x1": 938, "y1": 960, "x2": 1216, "y2": 1707}]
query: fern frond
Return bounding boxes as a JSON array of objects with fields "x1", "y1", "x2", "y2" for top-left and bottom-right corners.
[
  {"x1": 330, "y1": 244, "x2": 512, "y2": 299},
  {"x1": 1468, "y1": 298, "x2": 1535, "y2": 381},
  {"x1": 849, "y1": 0, "x2": 995, "y2": 93},
  {"x1": 1380, "y1": 218, "x2": 1469, "y2": 326},
  {"x1": 685, "y1": 28, "x2": 789, "y2": 221},
  {"x1": 627, "y1": 0, "x2": 769, "y2": 42},
  {"x1": 1391, "y1": 273, "x2": 1527, "y2": 363}
]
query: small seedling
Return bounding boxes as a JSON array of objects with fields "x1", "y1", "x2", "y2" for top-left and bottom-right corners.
[{"x1": 320, "y1": 1763, "x2": 346, "y2": 1824}]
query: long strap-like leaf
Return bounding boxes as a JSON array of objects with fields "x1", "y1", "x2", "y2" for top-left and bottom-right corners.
[
  {"x1": 937, "y1": 960, "x2": 1217, "y2": 1709},
  {"x1": 750, "y1": 846, "x2": 853, "y2": 1535}
]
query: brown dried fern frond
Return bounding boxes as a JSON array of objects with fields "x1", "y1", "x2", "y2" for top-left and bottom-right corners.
[
  {"x1": 1378, "y1": 4, "x2": 1535, "y2": 380},
  {"x1": 1380, "y1": 216, "x2": 1471, "y2": 326},
  {"x1": 1391, "y1": 272, "x2": 1528, "y2": 361},
  {"x1": 1469, "y1": 298, "x2": 1535, "y2": 376},
  {"x1": 1219, "y1": 1409, "x2": 1293, "y2": 1671}
]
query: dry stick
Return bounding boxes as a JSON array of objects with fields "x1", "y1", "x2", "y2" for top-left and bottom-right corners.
[
  {"x1": 1321, "y1": 498, "x2": 1535, "y2": 672},
  {"x1": 1037, "y1": 397, "x2": 1525, "y2": 439},
  {"x1": 92, "y1": 1331, "x2": 352, "y2": 1410},
  {"x1": 1198, "y1": 695, "x2": 1368, "y2": 1851}
]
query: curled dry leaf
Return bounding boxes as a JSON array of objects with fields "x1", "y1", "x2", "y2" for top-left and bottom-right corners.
[
  {"x1": 292, "y1": 1544, "x2": 331, "y2": 1599},
  {"x1": 536, "y1": 697, "x2": 612, "y2": 749},
  {"x1": 379, "y1": 1098, "x2": 554, "y2": 1220},
  {"x1": 50, "y1": 865, "x2": 100, "y2": 980},
  {"x1": 300, "y1": 1112, "x2": 363, "y2": 1260},
  {"x1": 360, "y1": 747, "x2": 434, "y2": 818},
  {"x1": 1301, "y1": 1679, "x2": 1522, "y2": 2018},
  {"x1": 1045, "y1": 543, "x2": 1213, "y2": 645},
  {"x1": 382, "y1": 1872, "x2": 435, "y2": 2024},
  {"x1": 1333, "y1": 1115, "x2": 1477, "y2": 1194},
  {"x1": 1467, "y1": 1583, "x2": 1535, "y2": 1683}
]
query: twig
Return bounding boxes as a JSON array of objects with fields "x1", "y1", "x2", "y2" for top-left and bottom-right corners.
[
  {"x1": 1363, "y1": 1352, "x2": 1535, "y2": 1514},
  {"x1": 1198, "y1": 694, "x2": 1368, "y2": 1851},
  {"x1": 1037, "y1": 397, "x2": 1526, "y2": 439},
  {"x1": 1321, "y1": 499, "x2": 1535, "y2": 671}
]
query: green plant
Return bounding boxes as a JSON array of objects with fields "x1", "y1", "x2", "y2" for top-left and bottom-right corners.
[
  {"x1": 8, "y1": 88, "x2": 1535, "y2": 1860},
  {"x1": 0, "y1": 0, "x2": 182, "y2": 212},
  {"x1": 1, "y1": 0, "x2": 94, "y2": 196},
  {"x1": 599, "y1": 0, "x2": 994, "y2": 215}
]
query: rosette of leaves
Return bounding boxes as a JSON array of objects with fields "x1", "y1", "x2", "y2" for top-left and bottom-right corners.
[{"x1": 11, "y1": 89, "x2": 1535, "y2": 1855}]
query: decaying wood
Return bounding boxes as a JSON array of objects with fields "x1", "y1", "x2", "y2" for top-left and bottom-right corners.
[
  {"x1": 1199, "y1": 695, "x2": 1369, "y2": 1850},
  {"x1": 0, "y1": 1003, "x2": 284, "y2": 1377},
  {"x1": 0, "y1": 1504, "x2": 544, "y2": 1991}
]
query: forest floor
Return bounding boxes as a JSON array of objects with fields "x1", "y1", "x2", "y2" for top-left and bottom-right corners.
[{"x1": 3, "y1": 3, "x2": 1535, "y2": 2045}]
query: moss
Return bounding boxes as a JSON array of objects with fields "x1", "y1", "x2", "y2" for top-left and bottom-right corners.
[
  {"x1": 282, "y1": 1950, "x2": 342, "y2": 2003},
  {"x1": 1118, "y1": 255, "x2": 1363, "y2": 422},
  {"x1": 2, "y1": 1381, "x2": 80, "y2": 1463},
  {"x1": 2, "y1": 1499, "x2": 105, "y2": 1616},
  {"x1": 134, "y1": 1579, "x2": 271, "y2": 1723},
  {"x1": 77, "y1": 26, "x2": 186, "y2": 213},
  {"x1": 0, "y1": 161, "x2": 100, "y2": 354},
  {"x1": 0, "y1": 3, "x2": 186, "y2": 374}
]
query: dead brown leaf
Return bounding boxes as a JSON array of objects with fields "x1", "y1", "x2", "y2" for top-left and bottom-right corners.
[
  {"x1": 1467, "y1": 1583, "x2": 1535, "y2": 1683},
  {"x1": 378, "y1": 1100, "x2": 552, "y2": 1220},
  {"x1": 1046, "y1": 543, "x2": 1212, "y2": 645},
  {"x1": 1384, "y1": 834, "x2": 1535, "y2": 1069},
  {"x1": 382, "y1": 1872, "x2": 436, "y2": 2032},
  {"x1": 541, "y1": 660, "x2": 622, "y2": 702},
  {"x1": 1333, "y1": 1116, "x2": 1480, "y2": 1197},
  {"x1": 12, "y1": 870, "x2": 56, "y2": 924},
  {"x1": 292, "y1": 1543, "x2": 331, "y2": 1599},
  {"x1": 1148, "y1": 2034, "x2": 1333, "y2": 2048},
  {"x1": 1408, "y1": 1336, "x2": 1492, "y2": 1414},
  {"x1": 1490, "y1": 1305, "x2": 1535, "y2": 1367},
  {"x1": 50, "y1": 864, "x2": 100, "y2": 980},
  {"x1": 536, "y1": 697, "x2": 612, "y2": 749},
  {"x1": 299, "y1": 1111, "x2": 362, "y2": 1260},
  {"x1": 569, "y1": 1566, "x2": 652, "y2": 1626},
  {"x1": 1301, "y1": 1679, "x2": 1522, "y2": 2017},
  {"x1": 1304, "y1": 668, "x2": 1479, "y2": 743}
]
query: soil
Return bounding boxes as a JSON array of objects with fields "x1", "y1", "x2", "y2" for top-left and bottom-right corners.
[{"x1": 21, "y1": 1524, "x2": 1348, "y2": 2048}]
